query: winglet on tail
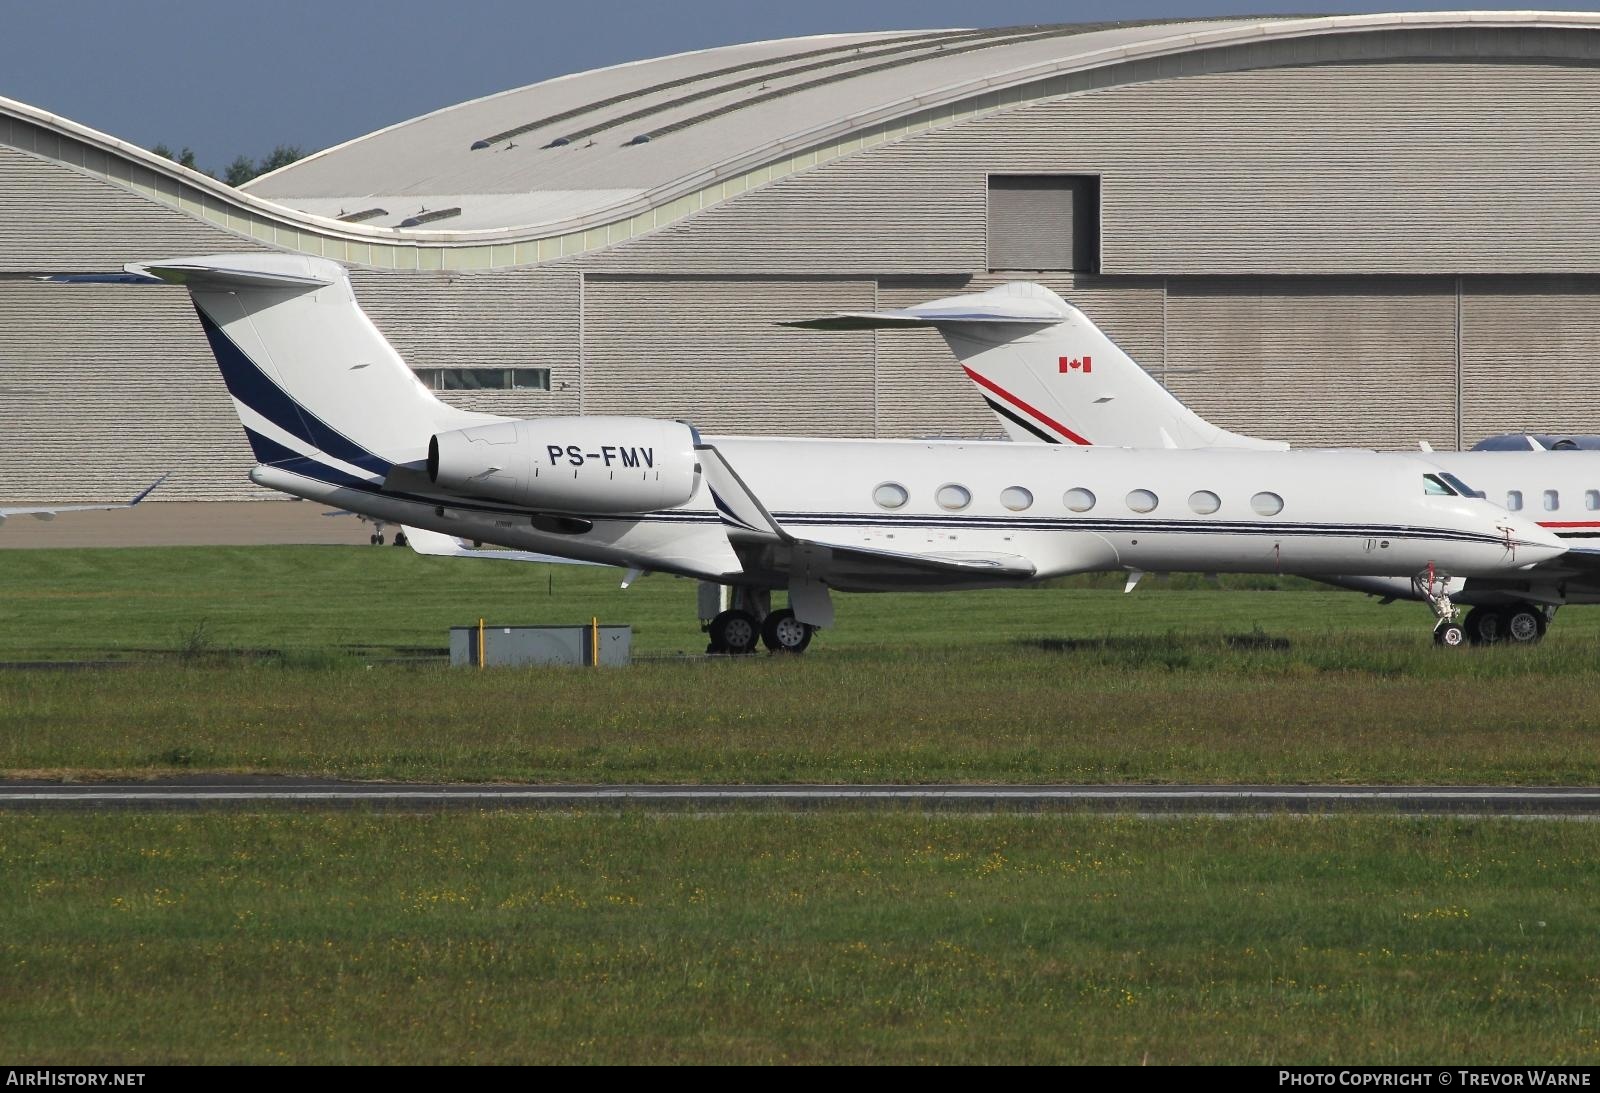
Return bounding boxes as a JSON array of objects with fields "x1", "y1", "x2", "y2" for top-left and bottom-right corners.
[{"x1": 789, "y1": 283, "x2": 1287, "y2": 451}]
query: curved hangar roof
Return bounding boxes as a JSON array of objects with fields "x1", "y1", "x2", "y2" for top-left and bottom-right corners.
[
  {"x1": 244, "y1": 21, "x2": 1259, "y2": 230},
  {"x1": 8, "y1": 11, "x2": 1600, "y2": 271}
]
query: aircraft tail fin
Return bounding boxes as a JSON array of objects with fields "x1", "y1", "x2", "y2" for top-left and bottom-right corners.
[
  {"x1": 788, "y1": 282, "x2": 1286, "y2": 450},
  {"x1": 124, "y1": 254, "x2": 499, "y2": 489}
]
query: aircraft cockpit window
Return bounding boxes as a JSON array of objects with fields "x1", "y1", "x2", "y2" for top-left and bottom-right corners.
[
  {"x1": 1422, "y1": 474, "x2": 1457, "y2": 497},
  {"x1": 873, "y1": 482, "x2": 909, "y2": 510},
  {"x1": 1438, "y1": 472, "x2": 1481, "y2": 498}
]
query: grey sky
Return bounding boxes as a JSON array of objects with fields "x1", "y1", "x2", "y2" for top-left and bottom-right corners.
[{"x1": 2, "y1": 2, "x2": 1590, "y2": 174}]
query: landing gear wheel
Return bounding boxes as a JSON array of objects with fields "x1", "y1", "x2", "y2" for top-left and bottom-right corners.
[
  {"x1": 708, "y1": 609, "x2": 760, "y2": 655},
  {"x1": 1433, "y1": 621, "x2": 1467, "y2": 648},
  {"x1": 369, "y1": 533, "x2": 379, "y2": 545},
  {"x1": 1465, "y1": 606, "x2": 1507, "y2": 646},
  {"x1": 393, "y1": 531, "x2": 408, "y2": 548},
  {"x1": 761, "y1": 608, "x2": 813, "y2": 654},
  {"x1": 376, "y1": 532, "x2": 386, "y2": 545},
  {"x1": 1503, "y1": 604, "x2": 1547, "y2": 644}
]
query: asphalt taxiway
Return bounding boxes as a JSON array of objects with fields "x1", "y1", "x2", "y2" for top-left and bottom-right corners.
[{"x1": 3, "y1": 779, "x2": 1599, "y2": 815}]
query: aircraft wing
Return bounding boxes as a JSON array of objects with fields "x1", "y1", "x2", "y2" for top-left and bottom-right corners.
[
  {"x1": 696, "y1": 443, "x2": 1035, "y2": 583},
  {"x1": 802, "y1": 541, "x2": 1036, "y2": 580},
  {"x1": 0, "y1": 473, "x2": 169, "y2": 524},
  {"x1": 400, "y1": 525, "x2": 605, "y2": 566}
]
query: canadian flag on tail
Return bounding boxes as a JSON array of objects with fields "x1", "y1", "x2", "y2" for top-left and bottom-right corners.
[{"x1": 1059, "y1": 356, "x2": 1092, "y2": 374}]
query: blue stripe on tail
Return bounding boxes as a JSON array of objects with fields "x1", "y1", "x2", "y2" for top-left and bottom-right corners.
[{"x1": 194, "y1": 304, "x2": 393, "y2": 476}]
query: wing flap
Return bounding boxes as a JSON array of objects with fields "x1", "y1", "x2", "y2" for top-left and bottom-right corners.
[{"x1": 814, "y1": 541, "x2": 1036, "y2": 579}]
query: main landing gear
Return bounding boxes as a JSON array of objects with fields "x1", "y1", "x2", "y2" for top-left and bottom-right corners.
[
  {"x1": 1415, "y1": 567, "x2": 1552, "y2": 647},
  {"x1": 701, "y1": 585, "x2": 818, "y2": 655},
  {"x1": 1464, "y1": 603, "x2": 1550, "y2": 646}
]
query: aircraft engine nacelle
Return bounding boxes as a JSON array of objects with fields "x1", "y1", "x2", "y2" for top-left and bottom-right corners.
[{"x1": 427, "y1": 416, "x2": 700, "y2": 514}]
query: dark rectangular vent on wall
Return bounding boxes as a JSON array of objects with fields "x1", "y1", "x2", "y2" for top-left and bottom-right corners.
[{"x1": 987, "y1": 174, "x2": 1099, "y2": 273}]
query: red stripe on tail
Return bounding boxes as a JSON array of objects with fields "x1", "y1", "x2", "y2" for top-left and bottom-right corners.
[{"x1": 962, "y1": 366, "x2": 1091, "y2": 445}]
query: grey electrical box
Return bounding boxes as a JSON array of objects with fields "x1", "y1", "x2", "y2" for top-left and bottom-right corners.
[{"x1": 450, "y1": 624, "x2": 632, "y2": 667}]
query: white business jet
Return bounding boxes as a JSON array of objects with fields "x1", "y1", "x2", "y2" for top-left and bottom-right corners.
[
  {"x1": 792, "y1": 283, "x2": 1600, "y2": 644},
  {"x1": 84, "y1": 255, "x2": 1565, "y2": 654}
]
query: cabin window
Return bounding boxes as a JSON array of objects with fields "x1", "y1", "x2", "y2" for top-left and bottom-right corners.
[
  {"x1": 1064, "y1": 487, "x2": 1096, "y2": 512},
  {"x1": 1000, "y1": 486, "x2": 1033, "y2": 512},
  {"x1": 1544, "y1": 489, "x2": 1560, "y2": 511},
  {"x1": 873, "y1": 482, "x2": 909, "y2": 510},
  {"x1": 936, "y1": 484, "x2": 972, "y2": 511},
  {"x1": 1506, "y1": 490, "x2": 1523, "y2": 511},
  {"x1": 1586, "y1": 490, "x2": 1599, "y2": 511},
  {"x1": 1251, "y1": 491, "x2": 1284, "y2": 517},
  {"x1": 1188, "y1": 490, "x2": 1221, "y2": 515},
  {"x1": 1126, "y1": 489, "x2": 1158, "y2": 514}
]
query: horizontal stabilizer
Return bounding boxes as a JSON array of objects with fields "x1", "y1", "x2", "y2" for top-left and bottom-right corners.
[
  {"x1": 40, "y1": 272, "x2": 166, "y2": 285},
  {"x1": 783, "y1": 286, "x2": 1072, "y2": 331},
  {"x1": 123, "y1": 254, "x2": 337, "y2": 291},
  {"x1": 777, "y1": 288, "x2": 1068, "y2": 331}
]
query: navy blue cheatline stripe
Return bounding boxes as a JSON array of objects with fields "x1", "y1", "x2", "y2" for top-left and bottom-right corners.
[
  {"x1": 263, "y1": 459, "x2": 1527, "y2": 549},
  {"x1": 767, "y1": 511, "x2": 1516, "y2": 546},
  {"x1": 195, "y1": 306, "x2": 392, "y2": 477},
  {"x1": 981, "y1": 395, "x2": 1061, "y2": 444}
]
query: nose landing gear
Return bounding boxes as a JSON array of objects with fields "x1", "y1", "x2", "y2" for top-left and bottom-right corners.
[{"x1": 1414, "y1": 566, "x2": 1467, "y2": 647}]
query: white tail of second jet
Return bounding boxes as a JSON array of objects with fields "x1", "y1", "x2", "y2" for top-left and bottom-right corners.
[
  {"x1": 786, "y1": 282, "x2": 1284, "y2": 450},
  {"x1": 126, "y1": 253, "x2": 500, "y2": 488}
]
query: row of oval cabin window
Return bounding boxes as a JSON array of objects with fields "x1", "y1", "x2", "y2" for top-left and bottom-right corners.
[
  {"x1": 1505, "y1": 489, "x2": 1600, "y2": 512},
  {"x1": 872, "y1": 483, "x2": 1285, "y2": 516}
]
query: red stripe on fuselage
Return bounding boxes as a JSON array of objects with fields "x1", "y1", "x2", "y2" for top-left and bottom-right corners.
[
  {"x1": 1539, "y1": 520, "x2": 1600, "y2": 528},
  {"x1": 961, "y1": 366, "x2": 1091, "y2": 446}
]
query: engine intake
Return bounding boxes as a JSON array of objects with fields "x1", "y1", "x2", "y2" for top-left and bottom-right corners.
[{"x1": 427, "y1": 416, "x2": 699, "y2": 514}]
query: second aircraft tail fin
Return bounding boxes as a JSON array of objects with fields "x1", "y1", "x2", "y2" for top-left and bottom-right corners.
[{"x1": 787, "y1": 282, "x2": 1285, "y2": 450}]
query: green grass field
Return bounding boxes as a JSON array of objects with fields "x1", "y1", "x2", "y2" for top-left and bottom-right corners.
[
  {"x1": 3, "y1": 812, "x2": 1597, "y2": 1064},
  {"x1": 6, "y1": 546, "x2": 1599, "y2": 1063},
  {"x1": 4, "y1": 546, "x2": 1599, "y2": 784}
]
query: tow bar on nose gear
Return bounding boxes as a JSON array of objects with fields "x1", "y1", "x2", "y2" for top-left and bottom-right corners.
[{"x1": 1413, "y1": 562, "x2": 1466, "y2": 647}]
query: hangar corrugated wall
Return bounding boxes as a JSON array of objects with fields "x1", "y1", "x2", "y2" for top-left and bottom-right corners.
[{"x1": 6, "y1": 26, "x2": 1600, "y2": 501}]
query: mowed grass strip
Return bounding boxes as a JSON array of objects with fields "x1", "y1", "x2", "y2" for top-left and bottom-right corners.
[
  {"x1": 10, "y1": 544, "x2": 1600, "y2": 660},
  {"x1": 4, "y1": 546, "x2": 1600, "y2": 784},
  {"x1": 4, "y1": 647, "x2": 1600, "y2": 783},
  {"x1": 2, "y1": 813, "x2": 1596, "y2": 1064}
]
